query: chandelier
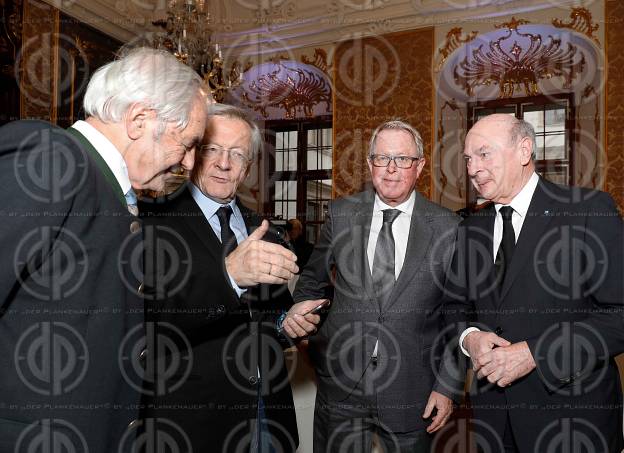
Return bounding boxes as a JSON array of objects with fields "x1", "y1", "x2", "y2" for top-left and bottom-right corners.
[{"x1": 152, "y1": 0, "x2": 243, "y2": 102}]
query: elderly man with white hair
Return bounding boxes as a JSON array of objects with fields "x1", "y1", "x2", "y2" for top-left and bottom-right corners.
[{"x1": 0, "y1": 47, "x2": 211, "y2": 453}]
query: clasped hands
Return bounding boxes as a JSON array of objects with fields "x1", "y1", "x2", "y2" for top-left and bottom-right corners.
[
  {"x1": 463, "y1": 331, "x2": 536, "y2": 387},
  {"x1": 225, "y1": 220, "x2": 299, "y2": 287}
]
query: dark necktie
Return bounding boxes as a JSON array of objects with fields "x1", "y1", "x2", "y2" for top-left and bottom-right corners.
[
  {"x1": 372, "y1": 209, "x2": 401, "y2": 305},
  {"x1": 216, "y1": 206, "x2": 238, "y2": 256},
  {"x1": 495, "y1": 206, "x2": 515, "y2": 288}
]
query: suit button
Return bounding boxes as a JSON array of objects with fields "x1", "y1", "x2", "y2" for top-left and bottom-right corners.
[
  {"x1": 378, "y1": 315, "x2": 385, "y2": 323},
  {"x1": 127, "y1": 419, "x2": 140, "y2": 430},
  {"x1": 139, "y1": 348, "x2": 148, "y2": 368},
  {"x1": 494, "y1": 327, "x2": 503, "y2": 336},
  {"x1": 217, "y1": 305, "x2": 225, "y2": 313},
  {"x1": 130, "y1": 221, "x2": 141, "y2": 234},
  {"x1": 249, "y1": 376, "x2": 258, "y2": 385},
  {"x1": 137, "y1": 283, "x2": 144, "y2": 295}
]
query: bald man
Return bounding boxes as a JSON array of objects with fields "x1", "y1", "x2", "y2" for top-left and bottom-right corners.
[{"x1": 448, "y1": 114, "x2": 624, "y2": 452}]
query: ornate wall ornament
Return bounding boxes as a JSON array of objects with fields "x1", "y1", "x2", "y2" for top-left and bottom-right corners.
[
  {"x1": 240, "y1": 60, "x2": 331, "y2": 119},
  {"x1": 301, "y1": 48, "x2": 330, "y2": 74},
  {"x1": 437, "y1": 98, "x2": 464, "y2": 202},
  {"x1": 495, "y1": 17, "x2": 531, "y2": 30},
  {"x1": 453, "y1": 22, "x2": 586, "y2": 98},
  {"x1": 552, "y1": 7, "x2": 600, "y2": 46},
  {"x1": 435, "y1": 27, "x2": 478, "y2": 72}
]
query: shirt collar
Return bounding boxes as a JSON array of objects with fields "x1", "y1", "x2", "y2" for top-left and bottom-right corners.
[
  {"x1": 189, "y1": 182, "x2": 242, "y2": 222},
  {"x1": 494, "y1": 171, "x2": 539, "y2": 218},
  {"x1": 373, "y1": 190, "x2": 415, "y2": 216},
  {"x1": 71, "y1": 120, "x2": 132, "y2": 195}
]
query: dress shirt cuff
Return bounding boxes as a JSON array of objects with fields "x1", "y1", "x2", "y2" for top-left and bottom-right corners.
[
  {"x1": 459, "y1": 327, "x2": 481, "y2": 357},
  {"x1": 228, "y1": 273, "x2": 247, "y2": 298}
]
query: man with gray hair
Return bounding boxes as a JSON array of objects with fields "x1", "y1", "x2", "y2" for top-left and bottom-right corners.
[
  {"x1": 288, "y1": 120, "x2": 462, "y2": 452},
  {"x1": 452, "y1": 113, "x2": 623, "y2": 451},
  {"x1": 0, "y1": 47, "x2": 210, "y2": 453},
  {"x1": 140, "y1": 103, "x2": 314, "y2": 452}
]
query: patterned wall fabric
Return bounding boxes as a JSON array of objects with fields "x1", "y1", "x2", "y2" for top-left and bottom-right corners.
[
  {"x1": 606, "y1": 0, "x2": 624, "y2": 213},
  {"x1": 332, "y1": 28, "x2": 434, "y2": 200}
]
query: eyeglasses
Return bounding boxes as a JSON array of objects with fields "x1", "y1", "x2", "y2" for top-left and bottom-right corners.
[
  {"x1": 200, "y1": 144, "x2": 251, "y2": 166},
  {"x1": 369, "y1": 154, "x2": 421, "y2": 169}
]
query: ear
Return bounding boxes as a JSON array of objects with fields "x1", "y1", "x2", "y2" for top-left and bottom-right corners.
[
  {"x1": 125, "y1": 103, "x2": 153, "y2": 140},
  {"x1": 518, "y1": 136, "x2": 533, "y2": 165},
  {"x1": 414, "y1": 157, "x2": 426, "y2": 179}
]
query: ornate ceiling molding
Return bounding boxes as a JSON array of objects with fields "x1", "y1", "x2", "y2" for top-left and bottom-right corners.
[
  {"x1": 453, "y1": 19, "x2": 586, "y2": 98},
  {"x1": 240, "y1": 58, "x2": 331, "y2": 119},
  {"x1": 552, "y1": 7, "x2": 600, "y2": 46},
  {"x1": 435, "y1": 27, "x2": 478, "y2": 72}
]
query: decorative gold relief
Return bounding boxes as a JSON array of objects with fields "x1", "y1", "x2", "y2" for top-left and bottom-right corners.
[
  {"x1": 495, "y1": 17, "x2": 530, "y2": 30},
  {"x1": 435, "y1": 27, "x2": 478, "y2": 72},
  {"x1": 240, "y1": 60, "x2": 331, "y2": 119},
  {"x1": 437, "y1": 99, "x2": 464, "y2": 202},
  {"x1": 454, "y1": 22, "x2": 585, "y2": 98},
  {"x1": 553, "y1": 7, "x2": 600, "y2": 45},
  {"x1": 301, "y1": 48, "x2": 330, "y2": 74}
]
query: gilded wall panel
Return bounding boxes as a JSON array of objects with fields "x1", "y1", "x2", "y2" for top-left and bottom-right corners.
[
  {"x1": 18, "y1": 0, "x2": 58, "y2": 121},
  {"x1": 606, "y1": 0, "x2": 624, "y2": 213},
  {"x1": 332, "y1": 28, "x2": 434, "y2": 199}
]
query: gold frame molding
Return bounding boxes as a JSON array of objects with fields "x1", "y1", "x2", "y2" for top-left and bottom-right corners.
[{"x1": 553, "y1": 7, "x2": 600, "y2": 46}]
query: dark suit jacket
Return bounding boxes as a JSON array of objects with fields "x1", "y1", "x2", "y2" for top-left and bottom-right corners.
[
  {"x1": 447, "y1": 177, "x2": 624, "y2": 452},
  {"x1": 139, "y1": 186, "x2": 299, "y2": 452},
  {"x1": 293, "y1": 189, "x2": 462, "y2": 432},
  {"x1": 0, "y1": 120, "x2": 143, "y2": 453}
]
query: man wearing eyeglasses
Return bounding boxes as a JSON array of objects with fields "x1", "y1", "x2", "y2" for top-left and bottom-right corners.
[
  {"x1": 139, "y1": 104, "x2": 321, "y2": 452},
  {"x1": 287, "y1": 120, "x2": 463, "y2": 452}
]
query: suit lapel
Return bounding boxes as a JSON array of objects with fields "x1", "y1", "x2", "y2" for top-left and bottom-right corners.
[
  {"x1": 468, "y1": 204, "x2": 499, "y2": 309},
  {"x1": 350, "y1": 191, "x2": 376, "y2": 303},
  {"x1": 174, "y1": 187, "x2": 223, "y2": 262},
  {"x1": 499, "y1": 178, "x2": 557, "y2": 301},
  {"x1": 384, "y1": 193, "x2": 434, "y2": 311}
]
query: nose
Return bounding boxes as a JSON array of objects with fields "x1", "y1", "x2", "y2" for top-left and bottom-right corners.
[
  {"x1": 466, "y1": 157, "x2": 479, "y2": 178},
  {"x1": 385, "y1": 158, "x2": 398, "y2": 173},
  {"x1": 216, "y1": 149, "x2": 231, "y2": 170},
  {"x1": 181, "y1": 148, "x2": 195, "y2": 172}
]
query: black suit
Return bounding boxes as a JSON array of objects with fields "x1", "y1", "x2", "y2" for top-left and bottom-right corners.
[
  {"x1": 447, "y1": 177, "x2": 624, "y2": 452},
  {"x1": 139, "y1": 186, "x2": 298, "y2": 452},
  {"x1": 0, "y1": 120, "x2": 143, "y2": 453}
]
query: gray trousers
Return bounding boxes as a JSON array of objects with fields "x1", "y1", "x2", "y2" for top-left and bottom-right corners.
[{"x1": 313, "y1": 362, "x2": 432, "y2": 453}]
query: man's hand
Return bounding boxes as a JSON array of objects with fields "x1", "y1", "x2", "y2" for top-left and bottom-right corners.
[
  {"x1": 225, "y1": 220, "x2": 299, "y2": 287},
  {"x1": 280, "y1": 299, "x2": 326, "y2": 339},
  {"x1": 422, "y1": 391, "x2": 453, "y2": 433},
  {"x1": 474, "y1": 341, "x2": 536, "y2": 387},
  {"x1": 463, "y1": 331, "x2": 511, "y2": 371}
]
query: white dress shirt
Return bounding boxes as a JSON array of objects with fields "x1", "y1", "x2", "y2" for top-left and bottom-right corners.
[
  {"x1": 459, "y1": 172, "x2": 539, "y2": 356},
  {"x1": 367, "y1": 191, "x2": 415, "y2": 357},
  {"x1": 366, "y1": 191, "x2": 415, "y2": 279},
  {"x1": 71, "y1": 120, "x2": 131, "y2": 196}
]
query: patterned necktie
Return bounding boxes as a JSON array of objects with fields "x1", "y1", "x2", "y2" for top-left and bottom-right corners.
[
  {"x1": 125, "y1": 188, "x2": 139, "y2": 216},
  {"x1": 372, "y1": 209, "x2": 401, "y2": 305},
  {"x1": 216, "y1": 206, "x2": 238, "y2": 256},
  {"x1": 495, "y1": 206, "x2": 515, "y2": 288}
]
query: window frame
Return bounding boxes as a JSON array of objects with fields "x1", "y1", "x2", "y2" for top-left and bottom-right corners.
[{"x1": 264, "y1": 115, "x2": 333, "y2": 242}]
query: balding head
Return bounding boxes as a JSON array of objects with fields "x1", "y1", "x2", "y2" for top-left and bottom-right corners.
[{"x1": 463, "y1": 114, "x2": 535, "y2": 204}]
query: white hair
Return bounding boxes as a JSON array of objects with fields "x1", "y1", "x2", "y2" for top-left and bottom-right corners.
[
  {"x1": 369, "y1": 119, "x2": 424, "y2": 159},
  {"x1": 83, "y1": 47, "x2": 204, "y2": 131}
]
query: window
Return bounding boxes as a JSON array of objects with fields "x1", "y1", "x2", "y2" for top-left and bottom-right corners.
[
  {"x1": 266, "y1": 117, "x2": 332, "y2": 243},
  {"x1": 467, "y1": 94, "x2": 574, "y2": 201}
]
